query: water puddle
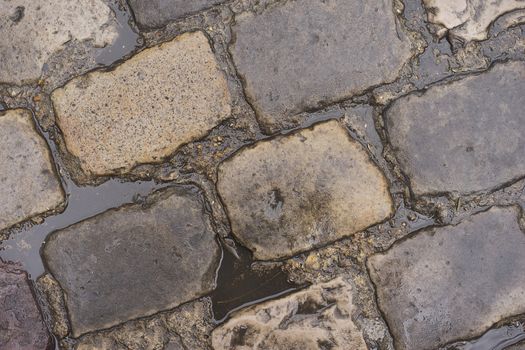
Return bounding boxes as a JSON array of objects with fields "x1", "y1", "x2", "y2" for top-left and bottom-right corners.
[
  {"x1": 95, "y1": 0, "x2": 142, "y2": 65},
  {"x1": 0, "y1": 177, "x2": 165, "y2": 278},
  {"x1": 210, "y1": 243, "x2": 302, "y2": 322},
  {"x1": 447, "y1": 323, "x2": 525, "y2": 350}
]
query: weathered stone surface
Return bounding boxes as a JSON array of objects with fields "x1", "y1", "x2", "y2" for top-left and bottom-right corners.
[
  {"x1": 218, "y1": 120, "x2": 393, "y2": 260},
  {"x1": 43, "y1": 187, "x2": 220, "y2": 336},
  {"x1": 368, "y1": 206, "x2": 525, "y2": 350},
  {"x1": 508, "y1": 341, "x2": 525, "y2": 350},
  {"x1": 128, "y1": 0, "x2": 224, "y2": 28},
  {"x1": 386, "y1": 61, "x2": 525, "y2": 196},
  {"x1": 0, "y1": 109, "x2": 64, "y2": 232},
  {"x1": 423, "y1": 0, "x2": 525, "y2": 41},
  {"x1": 212, "y1": 277, "x2": 367, "y2": 350},
  {"x1": 0, "y1": 0, "x2": 117, "y2": 85},
  {"x1": 230, "y1": 0, "x2": 413, "y2": 130},
  {"x1": 0, "y1": 262, "x2": 50, "y2": 349},
  {"x1": 52, "y1": 31, "x2": 231, "y2": 175}
]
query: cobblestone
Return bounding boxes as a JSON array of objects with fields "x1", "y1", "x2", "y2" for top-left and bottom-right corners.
[
  {"x1": 0, "y1": 261, "x2": 50, "y2": 349},
  {"x1": 52, "y1": 31, "x2": 231, "y2": 176},
  {"x1": 1, "y1": 0, "x2": 524, "y2": 348},
  {"x1": 230, "y1": 0, "x2": 413, "y2": 131},
  {"x1": 368, "y1": 206, "x2": 525, "y2": 350},
  {"x1": 43, "y1": 187, "x2": 220, "y2": 336},
  {"x1": 128, "y1": 0, "x2": 224, "y2": 28},
  {"x1": 218, "y1": 120, "x2": 393, "y2": 260},
  {"x1": 423, "y1": 0, "x2": 525, "y2": 41},
  {"x1": 212, "y1": 277, "x2": 367, "y2": 350},
  {"x1": 72, "y1": 299, "x2": 214, "y2": 350},
  {"x1": 386, "y1": 61, "x2": 525, "y2": 196},
  {"x1": 0, "y1": 0, "x2": 118, "y2": 85},
  {"x1": 0, "y1": 109, "x2": 64, "y2": 233},
  {"x1": 508, "y1": 341, "x2": 525, "y2": 350}
]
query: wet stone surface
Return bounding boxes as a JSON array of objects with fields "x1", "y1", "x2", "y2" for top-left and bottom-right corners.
[
  {"x1": 0, "y1": 109, "x2": 64, "y2": 233},
  {"x1": 52, "y1": 31, "x2": 231, "y2": 176},
  {"x1": 368, "y1": 206, "x2": 525, "y2": 350},
  {"x1": 212, "y1": 277, "x2": 367, "y2": 350},
  {"x1": 1, "y1": 0, "x2": 525, "y2": 348},
  {"x1": 230, "y1": 0, "x2": 414, "y2": 132},
  {"x1": 218, "y1": 120, "x2": 393, "y2": 260},
  {"x1": 128, "y1": 0, "x2": 225, "y2": 28},
  {"x1": 0, "y1": 0, "x2": 118, "y2": 85},
  {"x1": 0, "y1": 262, "x2": 50, "y2": 349},
  {"x1": 386, "y1": 61, "x2": 525, "y2": 196},
  {"x1": 42, "y1": 187, "x2": 220, "y2": 336},
  {"x1": 423, "y1": 0, "x2": 525, "y2": 41},
  {"x1": 72, "y1": 299, "x2": 214, "y2": 350}
]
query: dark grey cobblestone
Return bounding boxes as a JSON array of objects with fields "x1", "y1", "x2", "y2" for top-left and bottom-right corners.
[{"x1": 43, "y1": 187, "x2": 220, "y2": 336}]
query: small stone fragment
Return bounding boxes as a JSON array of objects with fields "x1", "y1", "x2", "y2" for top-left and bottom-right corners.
[
  {"x1": 218, "y1": 120, "x2": 393, "y2": 260},
  {"x1": 368, "y1": 206, "x2": 525, "y2": 350},
  {"x1": 211, "y1": 277, "x2": 368, "y2": 350},
  {"x1": 52, "y1": 31, "x2": 231, "y2": 175},
  {"x1": 128, "y1": 0, "x2": 224, "y2": 28},
  {"x1": 42, "y1": 187, "x2": 220, "y2": 336},
  {"x1": 423, "y1": 0, "x2": 525, "y2": 41},
  {"x1": 386, "y1": 61, "x2": 525, "y2": 195},
  {"x1": 0, "y1": 262, "x2": 50, "y2": 349},
  {"x1": 0, "y1": 109, "x2": 64, "y2": 232},
  {"x1": 0, "y1": 0, "x2": 118, "y2": 85},
  {"x1": 230, "y1": 0, "x2": 413, "y2": 130}
]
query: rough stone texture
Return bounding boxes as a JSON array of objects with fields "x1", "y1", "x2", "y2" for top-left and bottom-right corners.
[
  {"x1": 43, "y1": 187, "x2": 221, "y2": 337},
  {"x1": 128, "y1": 0, "x2": 224, "y2": 28},
  {"x1": 52, "y1": 31, "x2": 231, "y2": 175},
  {"x1": 423, "y1": 0, "x2": 525, "y2": 41},
  {"x1": 0, "y1": 109, "x2": 64, "y2": 232},
  {"x1": 73, "y1": 299, "x2": 214, "y2": 350},
  {"x1": 230, "y1": 0, "x2": 413, "y2": 130},
  {"x1": 386, "y1": 61, "x2": 525, "y2": 196},
  {"x1": 218, "y1": 120, "x2": 393, "y2": 260},
  {"x1": 368, "y1": 206, "x2": 525, "y2": 350},
  {"x1": 0, "y1": 262, "x2": 50, "y2": 349},
  {"x1": 508, "y1": 341, "x2": 525, "y2": 350},
  {"x1": 212, "y1": 277, "x2": 367, "y2": 350},
  {"x1": 0, "y1": 0, "x2": 117, "y2": 85}
]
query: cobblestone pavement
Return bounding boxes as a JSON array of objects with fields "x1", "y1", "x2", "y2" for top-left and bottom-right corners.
[{"x1": 0, "y1": 0, "x2": 524, "y2": 349}]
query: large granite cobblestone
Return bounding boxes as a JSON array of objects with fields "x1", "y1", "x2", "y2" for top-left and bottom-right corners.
[
  {"x1": 386, "y1": 61, "x2": 525, "y2": 196},
  {"x1": 230, "y1": 0, "x2": 414, "y2": 131},
  {"x1": 43, "y1": 187, "x2": 220, "y2": 336},
  {"x1": 52, "y1": 31, "x2": 231, "y2": 176},
  {"x1": 218, "y1": 120, "x2": 393, "y2": 260},
  {"x1": 368, "y1": 206, "x2": 525, "y2": 350}
]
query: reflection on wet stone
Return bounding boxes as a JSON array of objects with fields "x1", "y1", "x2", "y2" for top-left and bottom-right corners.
[
  {"x1": 212, "y1": 277, "x2": 368, "y2": 350},
  {"x1": 42, "y1": 187, "x2": 220, "y2": 336},
  {"x1": 218, "y1": 120, "x2": 393, "y2": 260},
  {"x1": 368, "y1": 206, "x2": 525, "y2": 350}
]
